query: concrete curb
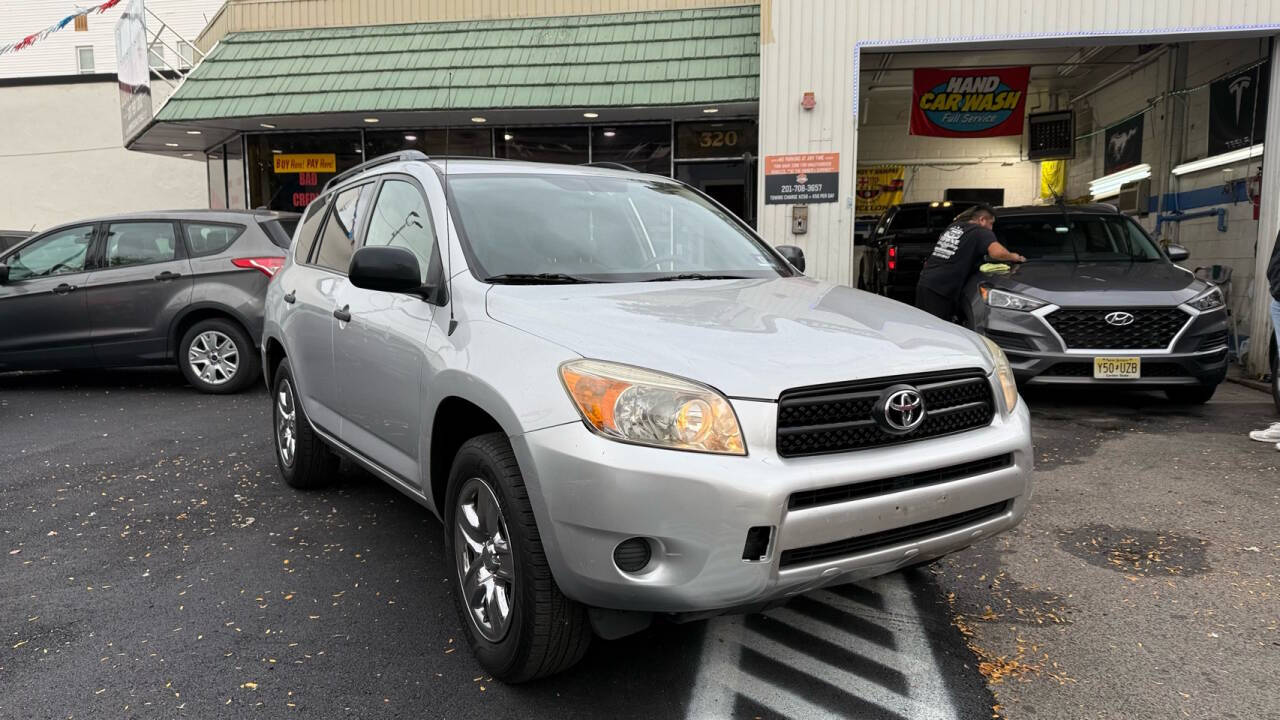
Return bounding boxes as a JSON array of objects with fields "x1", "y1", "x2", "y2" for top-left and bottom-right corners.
[{"x1": 1226, "y1": 375, "x2": 1271, "y2": 393}]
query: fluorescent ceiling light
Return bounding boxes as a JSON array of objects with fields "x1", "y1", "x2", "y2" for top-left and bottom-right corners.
[
  {"x1": 404, "y1": 134, "x2": 417, "y2": 141},
  {"x1": 583, "y1": 112, "x2": 599, "y2": 118},
  {"x1": 703, "y1": 107, "x2": 719, "y2": 113},
  {"x1": 185, "y1": 130, "x2": 201, "y2": 135},
  {"x1": 1171, "y1": 143, "x2": 1263, "y2": 176},
  {"x1": 1089, "y1": 163, "x2": 1151, "y2": 199},
  {"x1": 363, "y1": 117, "x2": 379, "y2": 123},
  {"x1": 164, "y1": 142, "x2": 180, "y2": 147},
  {"x1": 471, "y1": 117, "x2": 487, "y2": 123},
  {"x1": 260, "y1": 123, "x2": 276, "y2": 129},
  {"x1": 603, "y1": 130, "x2": 616, "y2": 137}
]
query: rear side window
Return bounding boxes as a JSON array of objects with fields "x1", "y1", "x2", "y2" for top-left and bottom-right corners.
[
  {"x1": 104, "y1": 221, "x2": 179, "y2": 268},
  {"x1": 183, "y1": 222, "x2": 246, "y2": 257},
  {"x1": 294, "y1": 195, "x2": 331, "y2": 261},
  {"x1": 311, "y1": 183, "x2": 373, "y2": 273}
]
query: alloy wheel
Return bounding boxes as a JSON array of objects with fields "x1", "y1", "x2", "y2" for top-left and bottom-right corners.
[
  {"x1": 188, "y1": 330, "x2": 239, "y2": 386},
  {"x1": 454, "y1": 477, "x2": 515, "y2": 642},
  {"x1": 275, "y1": 379, "x2": 297, "y2": 467}
]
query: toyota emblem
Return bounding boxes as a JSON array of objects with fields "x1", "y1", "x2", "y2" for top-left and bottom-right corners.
[
  {"x1": 1104, "y1": 311, "x2": 1135, "y2": 327},
  {"x1": 874, "y1": 384, "x2": 927, "y2": 434}
]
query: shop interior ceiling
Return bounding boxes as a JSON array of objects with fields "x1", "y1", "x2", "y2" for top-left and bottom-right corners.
[{"x1": 858, "y1": 44, "x2": 1161, "y2": 119}]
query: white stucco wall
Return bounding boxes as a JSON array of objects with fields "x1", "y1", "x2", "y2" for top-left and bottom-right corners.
[
  {"x1": 0, "y1": 81, "x2": 206, "y2": 231},
  {"x1": 758, "y1": 0, "x2": 1280, "y2": 371}
]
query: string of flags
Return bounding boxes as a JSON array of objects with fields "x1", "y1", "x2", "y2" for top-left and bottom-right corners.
[{"x1": 0, "y1": 0, "x2": 123, "y2": 58}]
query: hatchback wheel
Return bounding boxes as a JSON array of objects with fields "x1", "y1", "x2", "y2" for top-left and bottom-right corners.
[
  {"x1": 179, "y1": 319, "x2": 259, "y2": 394},
  {"x1": 444, "y1": 433, "x2": 590, "y2": 682},
  {"x1": 272, "y1": 359, "x2": 337, "y2": 489}
]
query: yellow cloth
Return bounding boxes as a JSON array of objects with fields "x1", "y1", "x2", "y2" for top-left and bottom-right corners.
[
  {"x1": 979, "y1": 262, "x2": 1011, "y2": 273},
  {"x1": 1039, "y1": 160, "x2": 1066, "y2": 199}
]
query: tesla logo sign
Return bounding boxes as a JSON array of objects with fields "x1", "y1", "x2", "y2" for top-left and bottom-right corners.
[{"x1": 1229, "y1": 76, "x2": 1252, "y2": 122}]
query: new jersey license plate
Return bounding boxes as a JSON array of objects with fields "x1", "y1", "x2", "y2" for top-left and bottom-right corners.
[{"x1": 1093, "y1": 357, "x2": 1141, "y2": 379}]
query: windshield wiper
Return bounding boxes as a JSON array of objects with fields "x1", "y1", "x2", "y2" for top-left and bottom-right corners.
[
  {"x1": 645, "y1": 273, "x2": 750, "y2": 282},
  {"x1": 483, "y1": 273, "x2": 598, "y2": 284}
]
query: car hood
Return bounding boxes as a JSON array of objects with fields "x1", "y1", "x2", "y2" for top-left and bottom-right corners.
[
  {"x1": 978, "y1": 261, "x2": 1206, "y2": 307},
  {"x1": 485, "y1": 277, "x2": 991, "y2": 400}
]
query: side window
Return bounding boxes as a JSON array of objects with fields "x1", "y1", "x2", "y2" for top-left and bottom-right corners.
[
  {"x1": 312, "y1": 183, "x2": 373, "y2": 273},
  {"x1": 5, "y1": 225, "x2": 94, "y2": 281},
  {"x1": 183, "y1": 222, "x2": 245, "y2": 257},
  {"x1": 363, "y1": 179, "x2": 439, "y2": 284},
  {"x1": 104, "y1": 222, "x2": 179, "y2": 268},
  {"x1": 295, "y1": 195, "x2": 331, "y2": 262}
]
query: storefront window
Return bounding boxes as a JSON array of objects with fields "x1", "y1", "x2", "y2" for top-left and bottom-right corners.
[
  {"x1": 225, "y1": 139, "x2": 246, "y2": 209},
  {"x1": 675, "y1": 120, "x2": 757, "y2": 159},
  {"x1": 207, "y1": 151, "x2": 226, "y2": 209},
  {"x1": 365, "y1": 128, "x2": 492, "y2": 159},
  {"x1": 590, "y1": 124, "x2": 671, "y2": 175},
  {"x1": 498, "y1": 127, "x2": 589, "y2": 164},
  {"x1": 246, "y1": 132, "x2": 363, "y2": 212}
]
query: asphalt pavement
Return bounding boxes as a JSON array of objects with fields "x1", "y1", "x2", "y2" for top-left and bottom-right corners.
[{"x1": 0, "y1": 369, "x2": 1276, "y2": 719}]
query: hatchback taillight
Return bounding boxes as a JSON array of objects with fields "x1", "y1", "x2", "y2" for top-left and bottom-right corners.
[
  {"x1": 232, "y1": 257, "x2": 285, "y2": 278},
  {"x1": 887, "y1": 245, "x2": 897, "y2": 271}
]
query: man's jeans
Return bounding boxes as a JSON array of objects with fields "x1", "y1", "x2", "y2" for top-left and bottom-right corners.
[{"x1": 1272, "y1": 298, "x2": 1280, "y2": 356}]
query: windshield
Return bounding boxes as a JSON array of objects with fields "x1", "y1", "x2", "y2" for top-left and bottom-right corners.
[
  {"x1": 994, "y1": 214, "x2": 1165, "y2": 262},
  {"x1": 447, "y1": 174, "x2": 790, "y2": 282}
]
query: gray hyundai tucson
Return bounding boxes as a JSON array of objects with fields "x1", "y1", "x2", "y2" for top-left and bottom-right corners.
[
  {"x1": 964, "y1": 204, "x2": 1229, "y2": 403},
  {"x1": 0, "y1": 209, "x2": 298, "y2": 393}
]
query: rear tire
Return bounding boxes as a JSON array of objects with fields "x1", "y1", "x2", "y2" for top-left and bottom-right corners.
[
  {"x1": 444, "y1": 433, "x2": 590, "y2": 682},
  {"x1": 272, "y1": 359, "x2": 338, "y2": 489},
  {"x1": 1165, "y1": 384, "x2": 1218, "y2": 405},
  {"x1": 178, "y1": 318, "x2": 259, "y2": 394}
]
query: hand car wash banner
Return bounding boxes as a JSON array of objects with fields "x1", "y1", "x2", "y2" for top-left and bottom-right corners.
[{"x1": 910, "y1": 66, "x2": 1030, "y2": 137}]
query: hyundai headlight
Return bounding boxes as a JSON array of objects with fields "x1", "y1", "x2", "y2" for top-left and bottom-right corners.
[
  {"x1": 980, "y1": 336, "x2": 1019, "y2": 412},
  {"x1": 1185, "y1": 286, "x2": 1225, "y2": 312},
  {"x1": 559, "y1": 360, "x2": 745, "y2": 455},
  {"x1": 983, "y1": 287, "x2": 1047, "y2": 312}
]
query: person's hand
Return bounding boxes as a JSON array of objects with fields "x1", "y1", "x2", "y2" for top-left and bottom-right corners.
[{"x1": 1012, "y1": 253, "x2": 1027, "y2": 263}]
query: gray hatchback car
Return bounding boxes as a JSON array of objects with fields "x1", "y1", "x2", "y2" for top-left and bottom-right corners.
[
  {"x1": 263, "y1": 152, "x2": 1033, "y2": 682},
  {"x1": 0, "y1": 209, "x2": 298, "y2": 393}
]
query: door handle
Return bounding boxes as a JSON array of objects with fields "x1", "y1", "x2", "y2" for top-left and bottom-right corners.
[
  {"x1": 52, "y1": 283, "x2": 77, "y2": 295},
  {"x1": 283, "y1": 290, "x2": 296, "y2": 304},
  {"x1": 333, "y1": 305, "x2": 351, "y2": 323},
  {"x1": 154, "y1": 271, "x2": 182, "y2": 281}
]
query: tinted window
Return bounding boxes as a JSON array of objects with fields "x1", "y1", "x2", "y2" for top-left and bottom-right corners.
[
  {"x1": 497, "y1": 127, "x2": 589, "y2": 164},
  {"x1": 995, "y1": 215, "x2": 1164, "y2": 262},
  {"x1": 450, "y1": 174, "x2": 787, "y2": 281},
  {"x1": 590, "y1": 125, "x2": 671, "y2": 175},
  {"x1": 184, "y1": 222, "x2": 245, "y2": 256},
  {"x1": 6, "y1": 225, "x2": 94, "y2": 281},
  {"x1": 311, "y1": 184, "x2": 373, "y2": 273},
  {"x1": 104, "y1": 222, "x2": 178, "y2": 268},
  {"x1": 364, "y1": 179, "x2": 438, "y2": 284},
  {"x1": 294, "y1": 195, "x2": 331, "y2": 261},
  {"x1": 260, "y1": 218, "x2": 298, "y2": 249}
]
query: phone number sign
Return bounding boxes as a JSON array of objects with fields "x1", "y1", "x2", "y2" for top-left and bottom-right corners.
[{"x1": 764, "y1": 152, "x2": 839, "y2": 204}]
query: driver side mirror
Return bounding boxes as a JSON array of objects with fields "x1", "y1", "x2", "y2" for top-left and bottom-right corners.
[
  {"x1": 348, "y1": 246, "x2": 425, "y2": 294},
  {"x1": 776, "y1": 245, "x2": 805, "y2": 273},
  {"x1": 0, "y1": 265, "x2": 8, "y2": 285},
  {"x1": 1166, "y1": 244, "x2": 1190, "y2": 263}
]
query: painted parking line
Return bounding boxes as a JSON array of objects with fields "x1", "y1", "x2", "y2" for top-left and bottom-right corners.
[{"x1": 686, "y1": 573, "x2": 967, "y2": 720}]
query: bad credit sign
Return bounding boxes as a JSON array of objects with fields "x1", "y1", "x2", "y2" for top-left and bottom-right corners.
[
  {"x1": 273, "y1": 153, "x2": 336, "y2": 173},
  {"x1": 764, "y1": 152, "x2": 839, "y2": 204},
  {"x1": 910, "y1": 67, "x2": 1029, "y2": 137}
]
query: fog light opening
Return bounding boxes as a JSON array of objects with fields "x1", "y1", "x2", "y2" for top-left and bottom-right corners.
[
  {"x1": 613, "y1": 537, "x2": 652, "y2": 574},
  {"x1": 742, "y1": 526, "x2": 774, "y2": 562}
]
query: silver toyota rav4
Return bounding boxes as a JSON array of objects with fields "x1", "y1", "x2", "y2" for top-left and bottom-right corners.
[{"x1": 261, "y1": 151, "x2": 1033, "y2": 682}]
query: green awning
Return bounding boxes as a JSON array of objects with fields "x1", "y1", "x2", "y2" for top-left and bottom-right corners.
[{"x1": 156, "y1": 6, "x2": 760, "y2": 122}]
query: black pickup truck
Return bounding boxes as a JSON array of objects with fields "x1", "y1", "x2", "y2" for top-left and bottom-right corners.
[{"x1": 857, "y1": 201, "x2": 962, "y2": 303}]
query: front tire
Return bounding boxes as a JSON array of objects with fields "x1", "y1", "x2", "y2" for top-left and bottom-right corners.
[
  {"x1": 1165, "y1": 384, "x2": 1218, "y2": 404},
  {"x1": 178, "y1": 318, "x2": 259, "y2": 394},
  {"x1": 272, "y1": 359, "x2": 338, "y2": 489},
  {"x1": 444, "y1": 433, "x2": 590, "y2": 682}
]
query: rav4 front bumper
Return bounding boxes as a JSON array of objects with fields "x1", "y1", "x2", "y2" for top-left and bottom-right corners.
[{"x1": 509, "y1": 386, "x2": 1032, "y2": 614}]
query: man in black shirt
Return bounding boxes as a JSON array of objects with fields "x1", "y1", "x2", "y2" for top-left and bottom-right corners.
[{"x1": 915, "y1": 204, "x2": 1025, "y2": 322}]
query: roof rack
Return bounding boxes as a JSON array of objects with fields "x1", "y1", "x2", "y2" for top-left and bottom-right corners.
[
  {"x1": 580, "y1": 161, "x2": 638, "y2": 172},
  {"x1": 324, "y1": 150, "x2": 428, "y2": 192}
]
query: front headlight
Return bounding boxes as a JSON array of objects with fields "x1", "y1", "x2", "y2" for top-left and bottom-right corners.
[
  {"x1": 559, "y1": 359, "x2": 745, "y2": 455},
  {"x1": 980, "y1": 336, "x2": 1019, "y2": 412},
  {"x1": 1185, "y1": 286, "x2": 1225, "y2": 312},
  {"x1": 983, "y1": 287, "x2": 1047, "y2": 312}
]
